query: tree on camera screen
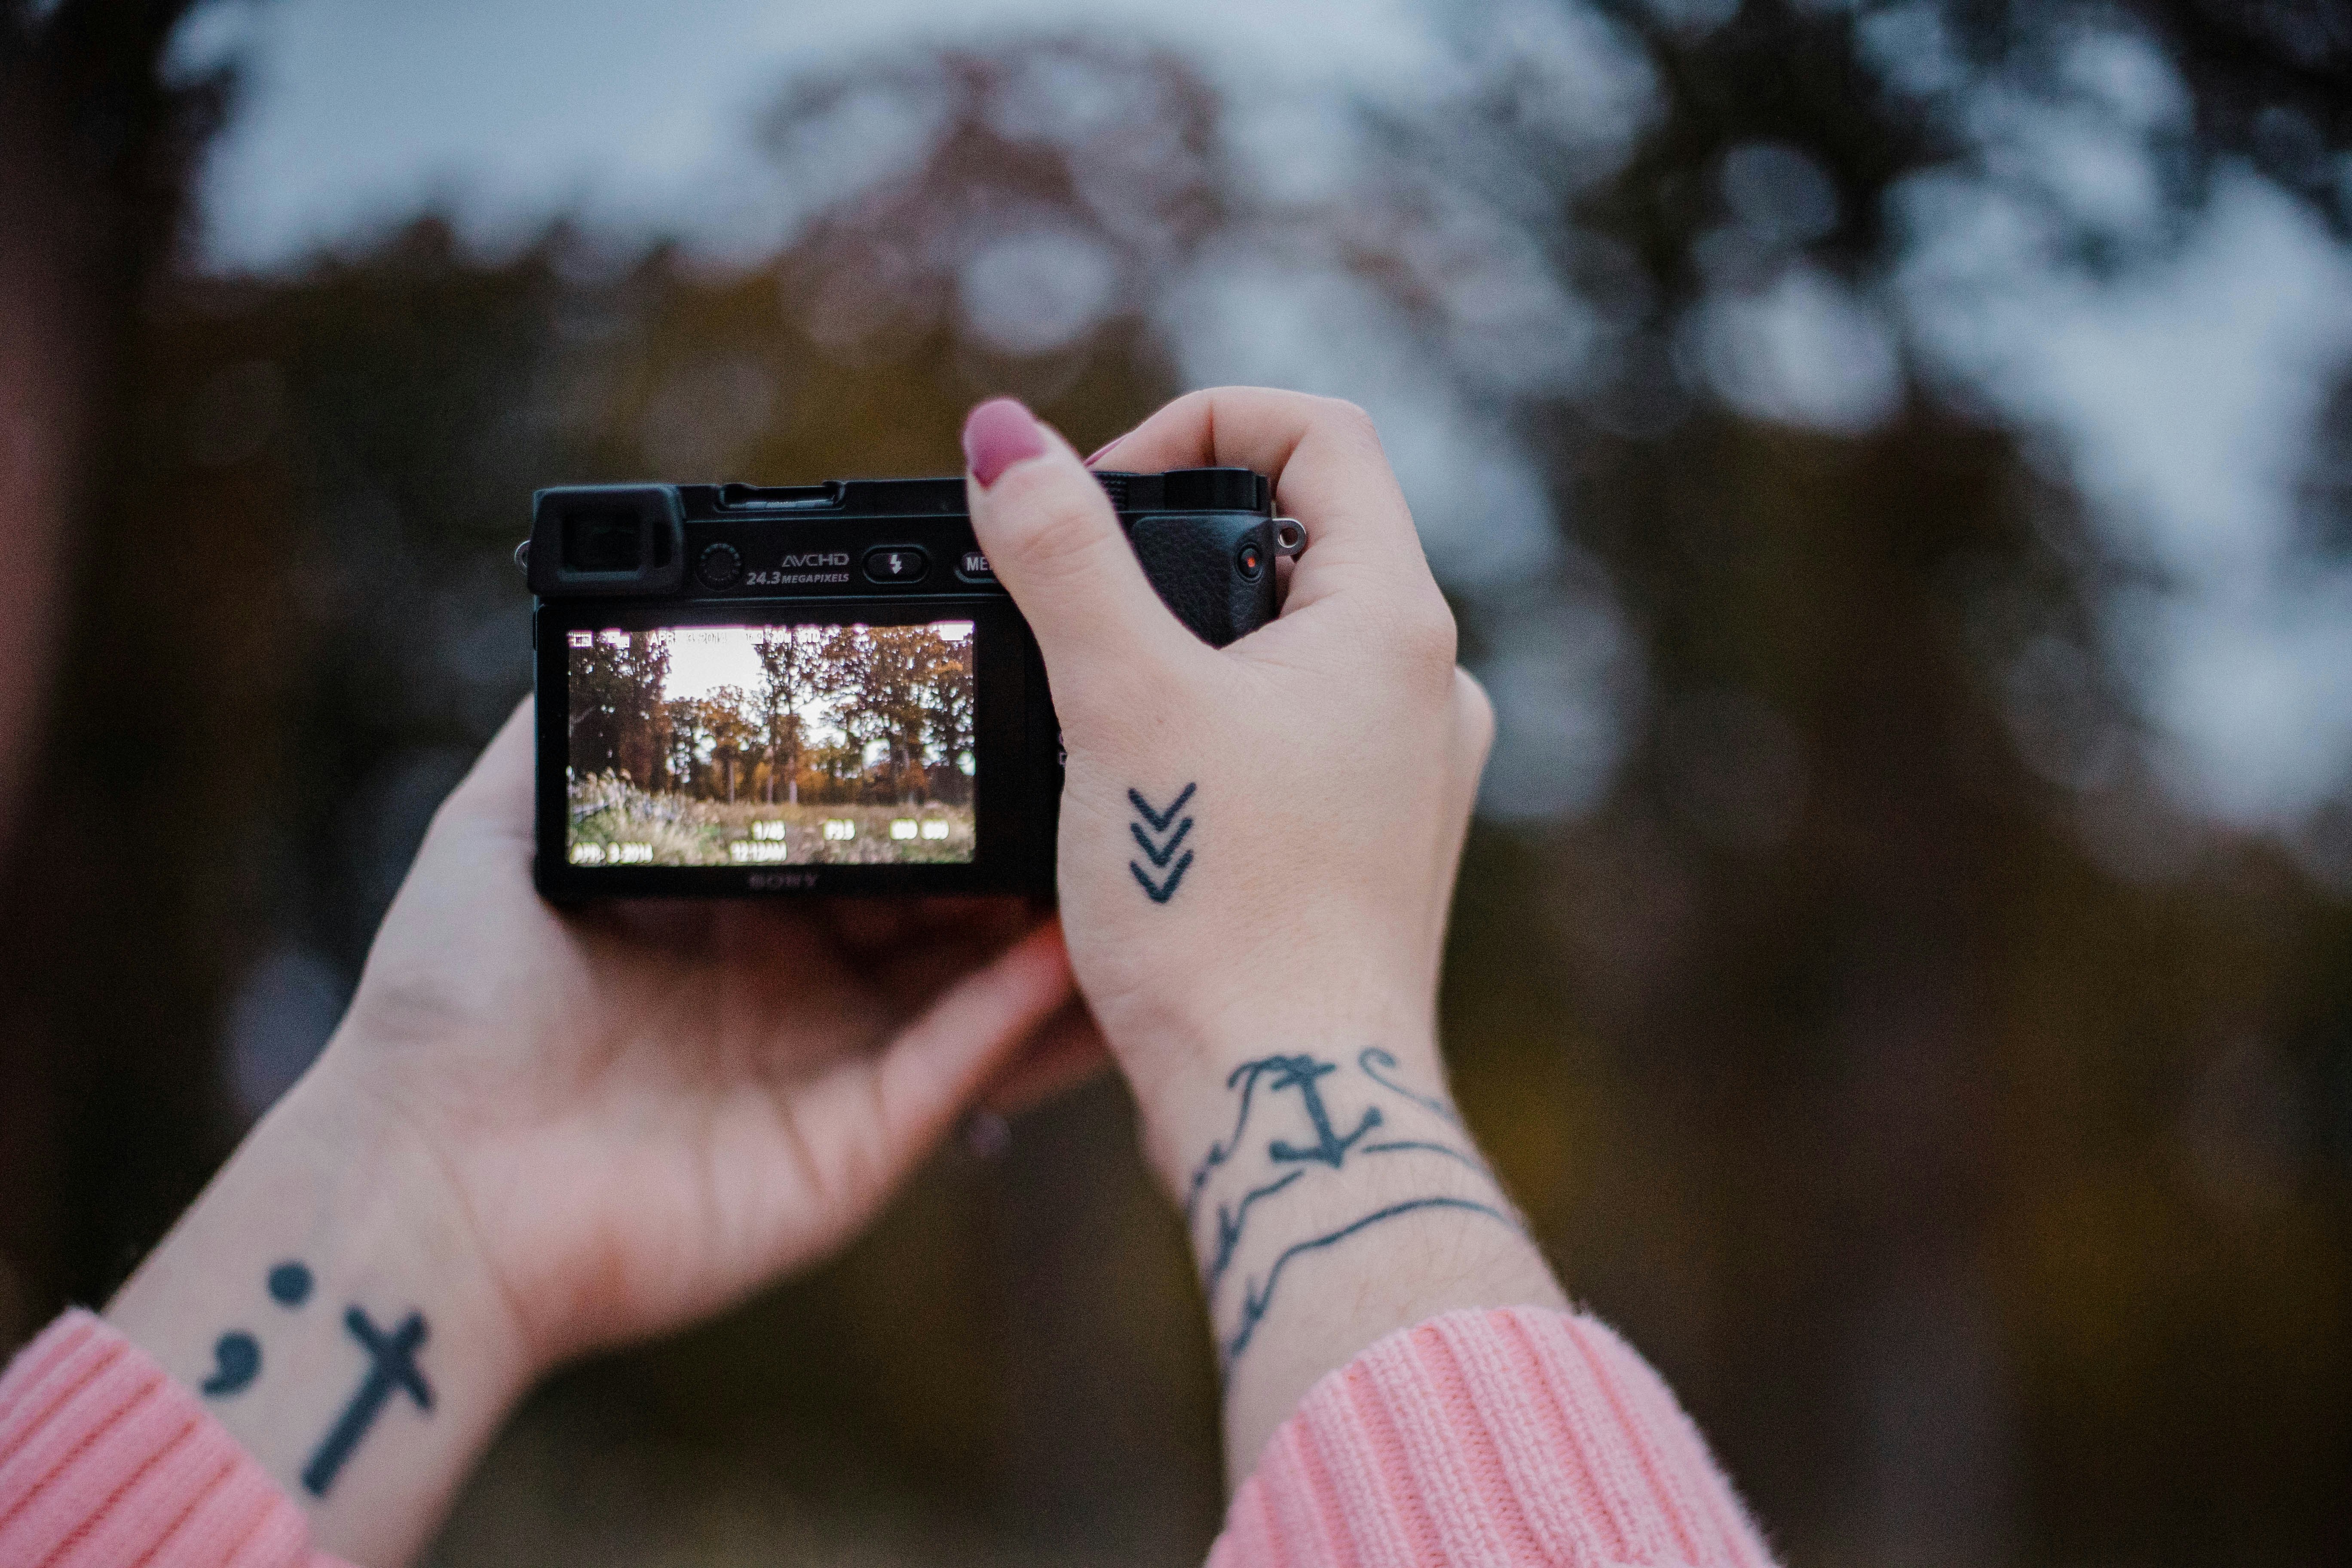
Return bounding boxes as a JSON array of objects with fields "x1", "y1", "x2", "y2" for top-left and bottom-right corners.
[{"x1": 565, "y1": 620, "x2": 976, "y2": 867}]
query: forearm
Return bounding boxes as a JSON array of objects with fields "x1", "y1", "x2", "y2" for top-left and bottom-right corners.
[
  {"x1": 1136, "y1": 1018, "x2": 1567, "y2": 1486},
  {"x1": 104, "y1": 1049, "x2": 531, "y2": 1568}
]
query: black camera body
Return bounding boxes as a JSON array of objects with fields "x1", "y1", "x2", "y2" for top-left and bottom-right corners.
[{"x1": 528, "y1": 469, "x2": 1278, "y2": 900}]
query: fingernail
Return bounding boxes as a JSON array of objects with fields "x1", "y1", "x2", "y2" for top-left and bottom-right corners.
[
  {"x1": 1084, "y1": 435, "x2": 1125, "y2": 466},
  {"x1": 962, "y1": 398, "x2": 1048, "y2": 487}
]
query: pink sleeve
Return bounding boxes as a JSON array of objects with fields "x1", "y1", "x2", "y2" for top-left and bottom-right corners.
[
  {"x1": 5, "y1": 1305, "x2": 1771, "y2": 1568},
  {"x1": 0, "y1": 1311, "x2": 352, "y2": 1568},
  {"x1": 1209, "y1": 1306, "x2": 1777, "y2": 1568}
]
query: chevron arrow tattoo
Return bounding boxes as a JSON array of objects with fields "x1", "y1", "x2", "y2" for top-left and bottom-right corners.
[
  {"x1": 1132, "y1": 851, "x2": 1194, "y2": 902},
  {"x1": 1129, "y1": 783, "x2": 1195, "y2": 833},
  {"x1": 1130, "y1": 815, "x2": 1192, "y2": 867},
  {"x1": 1127, "y1": 784, "x2": 1199, "y2": 903}
]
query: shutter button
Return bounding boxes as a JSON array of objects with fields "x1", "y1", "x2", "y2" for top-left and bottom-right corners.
[{"x1": 863, "y1": 545, "x2": 928, "y2": 585}]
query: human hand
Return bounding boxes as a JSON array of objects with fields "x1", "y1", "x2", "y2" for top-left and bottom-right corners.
[
  {"x1": 962, "y1": 389, "x2": 1564, "y2": 1479},
  {"x1": 963, "y1": 389, "x2": 1488, "y2": 1151},
  {"x1": 324, "y1": 701, "x2": 1074, "y2": 1360},
  {"x1": 107, "y1": 700, "x2": 1074, "y2": 1562}
]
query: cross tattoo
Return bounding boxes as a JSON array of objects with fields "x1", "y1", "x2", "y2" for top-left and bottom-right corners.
[{"x1": 301, "y1": 1307, "x2": 433, "y2": 1497}]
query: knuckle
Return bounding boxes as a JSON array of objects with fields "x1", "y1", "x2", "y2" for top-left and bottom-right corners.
[
  {"x1": 1454, "y1": 668, "x2": 1498, "y2": 755},
  {"x1": 991, "y1": 479, "x2": 1111, "y2": 571},
  {"x1": 1314, "y1": 396, "x2": 1383, "y2": 445},
  {"x1": 1392, "y1": 591, "x2": 1460, "y2": 675}
]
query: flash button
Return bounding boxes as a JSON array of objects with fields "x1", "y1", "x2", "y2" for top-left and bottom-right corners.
[{"x1": 862, "y1": 545, "x2": 928, "y2": 585}]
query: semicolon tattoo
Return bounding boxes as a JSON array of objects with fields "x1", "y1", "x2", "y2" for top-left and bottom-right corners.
[
  {"x1": 1183, "y1": 1047, "x2": 1519, "y2": 1378},
  {"x1": 1127, "y1": 784, "x2": 1196, "y2": 903},
  {"x1": 199, "y1": 1259, "x2": 320, "y2": 1400},
  {"x1": 201, "y1": 1332, "x2": 260, "y2": 1397}
]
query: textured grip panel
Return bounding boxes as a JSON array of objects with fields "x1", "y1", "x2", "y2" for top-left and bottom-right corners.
[{"x1": 1127, "y1": 511, "x2": 1278, "y2": 647}]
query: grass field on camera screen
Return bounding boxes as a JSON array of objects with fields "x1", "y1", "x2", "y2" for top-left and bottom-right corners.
[{"x1": 566, "y1": 621, "x2": 975, "y2": 867}]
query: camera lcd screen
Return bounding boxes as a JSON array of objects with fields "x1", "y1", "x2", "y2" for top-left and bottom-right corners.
[{"x1": 564, "y1": 619, "x2": 977, "y2": 868}]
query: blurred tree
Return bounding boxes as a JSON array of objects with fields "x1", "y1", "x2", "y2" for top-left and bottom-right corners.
[
  {"x1": 825, "y1": 625, "x2": 952, "y2": 805},
  {"x1": 570, "y1": 631, "x2": 673, "y2": 787},
  {"x1": 0, "y1": 0, "x2": 240, "y2": 1348},
  {"x1": 924, "y1": 633, "x2": 978, "y2": 805},
  {"x1": 1, "y1": 14, "x2": 2345, "y2": 1568},
  {"x1": 753, "y1": 628, "x2": 824, "y2": 805}
]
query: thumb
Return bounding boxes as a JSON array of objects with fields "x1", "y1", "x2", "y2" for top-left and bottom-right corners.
[{"x1": 962, "y1": 398, "x2": 1191, "y2": 691}]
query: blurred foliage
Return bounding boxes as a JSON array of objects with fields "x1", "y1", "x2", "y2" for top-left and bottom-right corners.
[{"x1": 1, "y1": 8, "x2": 2349, "y2": 1568}]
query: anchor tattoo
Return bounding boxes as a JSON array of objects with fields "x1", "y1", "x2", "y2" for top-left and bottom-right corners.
[{"x1": 1254, "y1": 1055, "x2": 1382, "y2": 1167}]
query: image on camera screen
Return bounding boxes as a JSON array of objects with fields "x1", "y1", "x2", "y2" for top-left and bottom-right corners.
[{"x1": 565, "y1": 620, "x2": 976, "y2": 867}]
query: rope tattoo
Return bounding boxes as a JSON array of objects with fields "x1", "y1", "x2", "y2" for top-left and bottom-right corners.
[{"x1": 1183, "y1": 1047, "x2": 1520, "y2": 1376}]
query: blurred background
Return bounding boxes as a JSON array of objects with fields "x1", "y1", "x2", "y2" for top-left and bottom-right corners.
[{"x1": 2, "y1": 0, "x2": 2349, "y2": 1562}]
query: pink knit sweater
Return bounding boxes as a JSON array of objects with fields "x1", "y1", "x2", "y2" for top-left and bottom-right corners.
[{"x1": 1, "y1": 1306, "x2": 1773, "y2": 1566}]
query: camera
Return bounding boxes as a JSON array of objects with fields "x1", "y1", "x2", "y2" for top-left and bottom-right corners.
[{"x1": 525, "y1": 468, "x2": 1296, "y2": 899}]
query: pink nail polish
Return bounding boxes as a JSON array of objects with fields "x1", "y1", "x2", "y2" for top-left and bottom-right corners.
[{"x1": 963, "y1": 398, "x2": 1048, "y2": 487}]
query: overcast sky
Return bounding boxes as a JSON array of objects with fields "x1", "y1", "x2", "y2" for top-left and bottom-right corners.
[
  {"x1": 171, "y1": 0, "x2": 1451, "y2": 270},
  {"x1": 168, "y1": 0, "x2": 2352, "y2": 845}
]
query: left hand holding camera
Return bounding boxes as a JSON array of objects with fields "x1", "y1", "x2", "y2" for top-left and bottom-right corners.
[{"x1": 106, "y1": 702, "x2": 1075, "y2": 1565}]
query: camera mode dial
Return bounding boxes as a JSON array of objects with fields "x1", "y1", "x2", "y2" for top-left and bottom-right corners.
[{"x1": 697, "y1": 542, "x2": 743, "y2": 588}]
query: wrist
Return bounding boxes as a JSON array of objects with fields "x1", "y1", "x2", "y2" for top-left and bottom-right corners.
[
  {"x1": 1131, "y1": 1019, "x2": 1562, "y2": 1484},
  {"x1": 1118, "y1": 999, "x2": 1449, "y2": 1200},
  {"x1": 106, "y1": 1043, "x2": 534, "y2": 1563}
]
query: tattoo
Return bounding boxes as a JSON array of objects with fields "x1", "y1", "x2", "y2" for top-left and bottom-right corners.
[
  {"x1": 193, "y1": 1260, "x2": 435, "y2": 1494},
  {"x1": 303, "y1": 1307, "x2": 433, "y2": 1497},
  {"x1": 1224, "y1": 1196, "x2": 1516, "y2": 1365},
  {"x1": 268, "y1": 1260, "x2": 315, "y2": 1306},
  {"x1": 1183, "y1": 1048, "x2": 1518, "y2": 1377},
  {"x1": 1358, "y1": 1139, "x2": 1490, "y2": 1174},
  {"x1": 1201, "y1": 1169, "x2": 1303, "y2": 1301},
  {"x1": 1182, "y1": 1053, "x2": 1277, "y2": 1226},
  {"x1": 1127, "y1": 784, "x2": 1196, "y2": 903},
  {"x1": 201, "y1": 1332, "x2": 261, "y2": 1396},
  {"x1": 199, "y1": 1259, "x2": 316, "y2": 1401},
  {"x1": 1358, "y1": 1047, "x2": 1463, "y2": 1128},
  {"x1": 1259, "y1": 1057, "x2": 1381, "y2": 1167}
]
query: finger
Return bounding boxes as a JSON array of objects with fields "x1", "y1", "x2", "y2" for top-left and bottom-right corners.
[
  {"x1": 962, "y1": 398, "x2": 1195, "y2": 690},
  {"x1": 814, "y1": 897, "x2": 1022, "y2": 972},
  {"x1": 425, "y1": 698, "x2": 535, "y2": 848},
  {"x1": 817, "y1": 917, "x2": 1076, "y2": 1207},
  {"x1": 821, "y1": 898, "x2": 919, "y2": 959},
  {"x1": 1450, "y1": 666, "x2": 1498, "y2": 793},
  {"x1": 982, "y1": 997, "x2": 1112, "y2": 1117},
  {"x1": 1095, "y1": 387, "x2": 1435, "y2": 617}
]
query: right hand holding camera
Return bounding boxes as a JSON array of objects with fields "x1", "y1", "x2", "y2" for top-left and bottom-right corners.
[{"x1": 963, "y1": 389, "x2": 1564, "y2": 1478}]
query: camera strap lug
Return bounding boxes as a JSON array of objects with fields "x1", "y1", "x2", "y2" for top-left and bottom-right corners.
[{"x1": 1272, "y1": 518, "x2": 1308, "y2": 557}]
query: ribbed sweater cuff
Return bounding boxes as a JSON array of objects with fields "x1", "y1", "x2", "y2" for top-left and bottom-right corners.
[
  {"x1": 1210, "y1": 1307, "x2": 1776, "y2": 1568},
  {"x1": 0, "y1": 1310, "x2": 338, "y2": 1568}
]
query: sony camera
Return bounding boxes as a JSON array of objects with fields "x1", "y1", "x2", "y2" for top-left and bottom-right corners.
[{"x1": 525, "y1": 469, "x2": 1296, "y2": 900}]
